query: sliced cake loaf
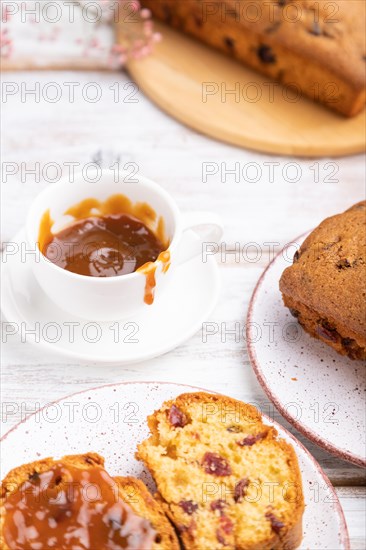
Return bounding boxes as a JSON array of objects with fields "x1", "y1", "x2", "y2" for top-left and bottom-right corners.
[
  {"x1": 140, "y1": 0, "x2": 366, "y2": 116},
  {"x1": 137, "y1": 392, "x2": 304, "y2": 550},
  {"x1": 280, "y1": 201, "x2": 366, "y2": 360},
  {"x1": 1, "y1": 453, "x2": 179, "y2": 550}
]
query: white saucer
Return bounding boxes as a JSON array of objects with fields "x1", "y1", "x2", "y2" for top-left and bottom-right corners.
[
  {"x1": 1, "y1": 382, "x2": 350, "y2": 549},
  {"x1": 247, "y1": 233, "x2": 365, "y2": 467},
  {"x1": 1, "y1": 229, "x2": 220, "y2": 364}
]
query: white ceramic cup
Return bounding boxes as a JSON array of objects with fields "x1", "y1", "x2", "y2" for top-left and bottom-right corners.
[{"x1": 26, "y1": 169, "x2": 223, "y2": 321}]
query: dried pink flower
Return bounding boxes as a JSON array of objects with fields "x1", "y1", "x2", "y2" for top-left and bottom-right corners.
[
  {"x1": 0, "y1": 28, "x2": 12, "y2": 58},
  {"x1": 110, "y1": 0, "x2": 161, "y2": 66}
]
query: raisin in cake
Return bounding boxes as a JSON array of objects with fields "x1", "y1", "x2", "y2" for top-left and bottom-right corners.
[
  {"x1": 137, "y1": 392, "x2": 304, "y2": 550},
  {"x1": 141, "y1": 0, "x2": 366, "y2": 116},
  {"x1": 1, "y1": 453, "x2": 179, "y2": 550},
  {"x1": 280, "y1": 201, "x2": 366, "y2": 360}
]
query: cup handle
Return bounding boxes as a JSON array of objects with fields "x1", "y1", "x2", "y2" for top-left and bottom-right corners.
[{"x1": 176, "y1": 211, "x2": 224, "y2": 266}]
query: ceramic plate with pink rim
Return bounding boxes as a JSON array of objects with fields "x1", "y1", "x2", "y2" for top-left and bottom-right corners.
[
  {"x1": 1, "y1": 381, "x2": 349, "y2": 549},
  {"x1": 247, "y1": 234, "x2": 365, "y2": 467}
]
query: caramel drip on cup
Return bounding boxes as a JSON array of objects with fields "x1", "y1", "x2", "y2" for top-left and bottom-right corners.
[
  {"x1": 38, "y1": 209, "x2": 54, "y2": 254},
  {"x1": 137, "y1": 250, "x2": 171, "y2": 305}
]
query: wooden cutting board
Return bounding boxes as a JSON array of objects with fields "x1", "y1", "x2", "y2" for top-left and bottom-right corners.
[{"x1": 125, "y1": 21, "x2": 365, "y2": 157}]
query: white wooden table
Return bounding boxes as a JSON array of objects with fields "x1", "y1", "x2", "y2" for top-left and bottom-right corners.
[{"x1": 1, "y1": 70, "x2": 365, "y2": 548}]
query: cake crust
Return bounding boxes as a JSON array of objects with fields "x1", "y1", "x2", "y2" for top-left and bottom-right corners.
[
  {"x1": 140, "y1": 0, "x2": 366, "y2": 116},
  {"x1": 280, "y1": 201, "x2": 366, "y2": 359}
]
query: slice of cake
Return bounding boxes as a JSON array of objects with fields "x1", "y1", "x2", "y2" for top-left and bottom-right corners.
[
  {"x1": 0, "y1": 453, "x2": 179, "y2": 550},
  {"x1": 137, "y1": 392, "x2": 304, "y2": 550},
  {"x1": 140, "y1": 0, "x2": 366, "y2": 116},
  {"x1": 280, "y1": 201, "x2": 366, "y2": 360}
]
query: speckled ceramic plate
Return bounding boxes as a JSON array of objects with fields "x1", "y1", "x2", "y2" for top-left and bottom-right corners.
[
  {"x1": 1, "y1": 382, "x2": 349, "y2": 549},
  {"x1": 247, "y1": 235, "x2": 366, "y2": 467}
]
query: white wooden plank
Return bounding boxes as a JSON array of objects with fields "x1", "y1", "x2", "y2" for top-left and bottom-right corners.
[
  {"x1": 335, "y1": 488, "x2": 366, "y2": 550},
  {"x1": 2, "y1": 72, "x2": 365, "y2": 246}
]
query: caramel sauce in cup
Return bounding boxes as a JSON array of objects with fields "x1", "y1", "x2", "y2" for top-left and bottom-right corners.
[
  {"x1": 3, "y1": 463, "x2": 156, "y2": 549},
  {"x1": 38, "y1": 194, "x2": 171, "y2": 305}
]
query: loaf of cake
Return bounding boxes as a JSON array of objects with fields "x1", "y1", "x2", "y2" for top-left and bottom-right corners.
[
  {"x1": 0, "y1": 453, "x2": 179, "y2": 550},
  {"x1": 280, "y1": 201, "x2": 366, "y2": 360},
  {"x1": 141, "y1": 0, "x2": 366, "y2": 116},
  {"x1": 137, "y1": 392, "x2": 304, "y2": 550}
]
